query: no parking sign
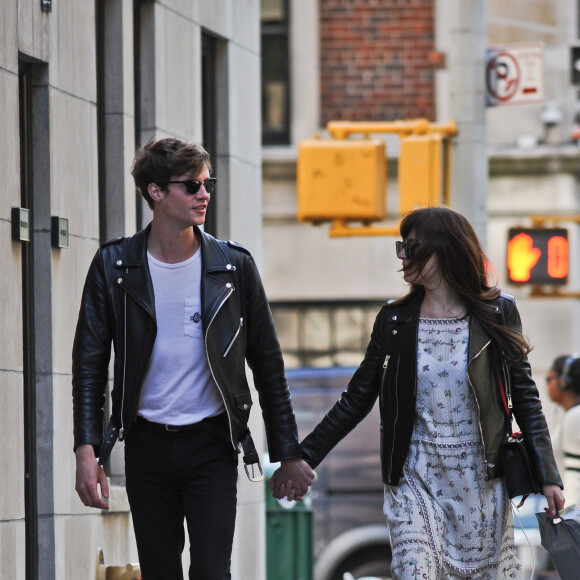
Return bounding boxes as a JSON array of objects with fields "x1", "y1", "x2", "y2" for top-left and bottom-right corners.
[{"x1": 486, "y1": 43, "x2": 544, "y2": 107}]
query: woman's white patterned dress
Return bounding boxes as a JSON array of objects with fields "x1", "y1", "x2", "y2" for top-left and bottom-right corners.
[{"x1": 383, "y1": 317, "x2": 521, "y2": 579}]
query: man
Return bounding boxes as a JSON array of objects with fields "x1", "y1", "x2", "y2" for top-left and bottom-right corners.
[
  {"x1": 546, "y1": 354, "x2": 580, "y2": 505},
  {"x1": 73, "y1": 137, "x2": 314, "y2": 579}
]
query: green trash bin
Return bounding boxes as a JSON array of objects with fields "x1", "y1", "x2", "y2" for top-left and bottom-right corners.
[{"x1": 265, "y1": 463, "x2": 313, "y2": 580}]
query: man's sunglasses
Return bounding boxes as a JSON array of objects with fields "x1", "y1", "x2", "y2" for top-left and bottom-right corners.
[
  {"x1": 167, "y1": 177, "x2": 217, "y2": 195},
  {"x1": 396, "y1": 240, "x2": 420, "y2": 259}
]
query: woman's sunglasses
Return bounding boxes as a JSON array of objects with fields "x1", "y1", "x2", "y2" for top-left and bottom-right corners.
[{"x1": 396, "y1": 240, "x2": 420, "y2": 259}]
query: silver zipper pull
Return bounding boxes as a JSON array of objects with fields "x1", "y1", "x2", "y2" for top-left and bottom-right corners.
[{"x1": 383, "y1": 354, "x2": 390, "y2": 368}]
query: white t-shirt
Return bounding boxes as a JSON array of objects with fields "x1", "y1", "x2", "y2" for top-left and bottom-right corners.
[
  {"x1": 138, "y1": 250, "x2": 225, "y2": 424},
  {"x1": 552, "y1": 403, "x2": 580, "y2": 505}
]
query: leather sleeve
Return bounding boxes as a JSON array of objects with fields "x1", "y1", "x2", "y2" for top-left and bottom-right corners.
[
  {"x1": 72, "y1": 249, "x2": 112, "y2": 454},
  {"x1": 240, "y1": 254, "x2": 302, "y2": 462},
  {"x1": 300, "y1": 309, "x2": 384, "y2": 469},
  {"x1": 505, "y1": 299, "x2": 563, "y2": 488}
]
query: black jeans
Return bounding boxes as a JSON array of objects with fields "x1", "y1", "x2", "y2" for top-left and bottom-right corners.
[{"x1": 125, "y1": 416, "x2": 238, "y2": 580}]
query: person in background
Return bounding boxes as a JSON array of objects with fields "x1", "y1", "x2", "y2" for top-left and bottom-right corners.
[
  {"x1": 547, "y1": 354, "x2": 580, "y2": 505},
  {"x1": 73, "y1": 137, "x2": 314, "y2": 580},
  {"x1": 272, "y1": 206, "x2": 564, "y2": 579}
]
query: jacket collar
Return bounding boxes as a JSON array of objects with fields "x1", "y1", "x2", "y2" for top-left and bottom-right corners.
[
  {"x1": 114, "y1": 223, "x2": 235, "y2": 323},
  {"x1": 197, "y1": 227, "x2": 235, "y2": 272},
  {"x1": 115, "y1": 223, "x2": 232, "y2": 271},
  {"x1": 385, "y1": 289, "x2": 423, "y2": 324},
  {"x1": 114, "y1": 225, "x2": 154, "y2": 316},
  {"x1": 116, "y1": 224, "x2": 150, "y2": 267},
  {"x1": 387, "y1": 288, "x2": 493, "y2": 362}
]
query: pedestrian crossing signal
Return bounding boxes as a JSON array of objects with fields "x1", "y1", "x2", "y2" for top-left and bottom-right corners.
[{"x1": 507, "y1": 228, "x2": 568, "y2": 285}]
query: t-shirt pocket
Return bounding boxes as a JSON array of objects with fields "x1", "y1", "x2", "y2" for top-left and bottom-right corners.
[{"x1": 184, "y1": 298, "x2": 203, "y2": 338}]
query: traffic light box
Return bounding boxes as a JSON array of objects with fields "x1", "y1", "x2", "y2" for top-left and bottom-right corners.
[
  {"x1": 507, "y1": 228, "x2": 569, "y2": 284},
  {"x1": 296, "y1": 119, "x2": 456, "y2": 230},
  {"x1": 398, "y1": 134, "x2": 444, "y2": 214},
  {"x1": 297, "y1": 133, "x2": 448, "y2": 225},
  {"x1": 296, "y1": 138, "x2": 386, "y2": 223}
]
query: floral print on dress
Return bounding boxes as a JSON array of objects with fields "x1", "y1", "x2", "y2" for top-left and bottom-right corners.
[{"x1": 383, "y1": 317, "x2": 521, "y2": 579}]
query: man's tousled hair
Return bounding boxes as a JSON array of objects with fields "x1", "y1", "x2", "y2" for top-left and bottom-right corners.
[{"x1": 131, "y1": 137, "x2": 212, "y2": 209}]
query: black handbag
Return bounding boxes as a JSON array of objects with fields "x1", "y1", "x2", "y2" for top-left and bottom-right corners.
[
  {"x1": 502, "y1": 431, "x2": 541, "y2": 499},
  {"x1": 498, "y1": 370, "x2": 541, "y2": 504}
]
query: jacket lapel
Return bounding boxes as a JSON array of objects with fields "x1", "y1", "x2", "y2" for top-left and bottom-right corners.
[
  {"x1": 113, "y1": 225, "x2": 237, "y2": 326},
  {"x1": 115, "y1": 226, "x2": 156, "y2": 318},
  {"x1": 198, "y1": 229, "x2": 237, "y2": 332},
  {"x1": 468, "y1": 314, "x2": 491, "y2": 362}
]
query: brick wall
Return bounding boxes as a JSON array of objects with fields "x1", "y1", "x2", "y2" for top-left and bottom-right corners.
[{"x1": 319, "y1": 0, "x2": 436, "y2": 125}]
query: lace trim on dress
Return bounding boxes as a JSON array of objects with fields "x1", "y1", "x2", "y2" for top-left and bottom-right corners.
[{"x1": 419, "y1": 316, "x2": 469, "y2": 324}]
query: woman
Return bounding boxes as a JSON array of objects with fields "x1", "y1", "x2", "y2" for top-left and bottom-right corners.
[{"x1": 273, "y1": 207, "x2": 564, "y2": 579}]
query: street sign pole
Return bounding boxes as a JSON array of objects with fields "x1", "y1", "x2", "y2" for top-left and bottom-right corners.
[{"x1": 444, "y1": 0, "x2": 488, "y2": 247}]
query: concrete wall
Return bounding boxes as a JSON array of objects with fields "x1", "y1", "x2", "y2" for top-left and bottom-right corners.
[
  {"x1": 0, "y1": 3, "x2": 26, "y2": 578},
  {"x1": 0, "y1": 0, "x2": 264, "y2": 578}
]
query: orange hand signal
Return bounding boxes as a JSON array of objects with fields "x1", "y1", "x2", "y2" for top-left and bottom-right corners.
[{"x1": 507, "y1": 232, "x2": 541, "y2": 282}]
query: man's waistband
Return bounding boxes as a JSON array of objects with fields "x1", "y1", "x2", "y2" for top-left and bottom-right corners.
[
  {"x1": 133, "y1": 413, "x2": 264, "y2": 482},
  {"x1": 135, "y1": 413, "x2": 230, "y2": 440}
]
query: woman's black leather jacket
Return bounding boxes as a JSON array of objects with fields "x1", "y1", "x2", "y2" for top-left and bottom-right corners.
[
  {"x1": 72, "y1": 224, "x2": 301, "y2": 465},
  {"x1": 301, "y1": 290, "x2": 562, "y2": 488}
]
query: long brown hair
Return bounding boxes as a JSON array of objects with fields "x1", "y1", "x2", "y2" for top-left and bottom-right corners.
[{"x1": 397, "y1": 207, "x2": 530, "y2": 362}]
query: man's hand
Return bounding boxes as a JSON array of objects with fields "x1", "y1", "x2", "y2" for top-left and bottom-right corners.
[
  {"x1": 542, "y1": 483, "x2": 565, "y2": 518},
  {"x1": 269, "y1": 458, "x2": 315, "y2": 501},
  {"x1": 75, "y1": 444, "x2": 110, "y2": 510}
]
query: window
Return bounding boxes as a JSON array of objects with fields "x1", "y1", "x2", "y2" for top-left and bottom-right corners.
[
  {"x1": 261, "y1": 0, "x2": 290, "y2": 145},
  {"x1": 202, "y1": 32, "x2": 218, "y2": 235}
]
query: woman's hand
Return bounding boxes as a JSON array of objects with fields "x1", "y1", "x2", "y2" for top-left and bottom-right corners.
[
  {"x1": 270, "y1": 459, "x2": 315, "y2": 501},
  {"x1": 542, "y1": 483, "x2": 565, "y2": 518}
]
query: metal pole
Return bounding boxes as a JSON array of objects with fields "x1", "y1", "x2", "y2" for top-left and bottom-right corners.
[{"x1": 439, "y1": 0, "x2": 488, "y2": 246}]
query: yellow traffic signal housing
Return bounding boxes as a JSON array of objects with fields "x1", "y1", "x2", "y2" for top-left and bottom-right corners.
[
  {"x1": 398, "y1": 134, "x2": 444, "y2": 214},
  {"x1": 297, "y1": 138, "x2": 386, "y2": 223}
]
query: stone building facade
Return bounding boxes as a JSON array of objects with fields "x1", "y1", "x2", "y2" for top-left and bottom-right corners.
[{"x1": 1, "y1": 1, "x2": 265, "y2": 578}]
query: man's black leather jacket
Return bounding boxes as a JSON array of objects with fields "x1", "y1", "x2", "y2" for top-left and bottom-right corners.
[
  {"x1": 72, "y1": 224, "x2": 301, "y2": 464},
  {"x1": 302, "y1": 289, "x2": 562, "y2": 488}
]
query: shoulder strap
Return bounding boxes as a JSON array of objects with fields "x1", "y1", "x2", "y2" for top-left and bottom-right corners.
[
  {"x1": 494, "y1": 346, "x2": 513, "y2": 434},
  {"x1": 493, "y1": 298, "x2": 514, "y2": 429}
]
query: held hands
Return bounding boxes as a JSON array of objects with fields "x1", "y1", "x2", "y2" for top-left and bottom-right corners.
[
  {"x1": 75, "y1": 444, "x2": 110, "y2": 510},
  {"x1": 270, "y1": 458, "x2": 315, "y2": 501},
  {"x1": 542, "y1": 483, "x2": 565, "y2": 519}
]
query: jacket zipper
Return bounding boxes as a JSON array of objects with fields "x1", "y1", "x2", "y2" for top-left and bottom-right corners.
[
  {"x1": 386, "y1": 355, "x2": 400, "y2": 483},
  {"x1": 119, "y1": 273, "x2": 128, "y2": 440},
  {"x1": 502, "y1": 358, "x2": 512, "y2": 411},
  {"x1": 387, "y1": 317, "x2": 419, "y2": 483},
  {"x1": 379, "y1": 354, "x2": 390, "y2": 407},
  {"x1": 205, "y1": 283, "x2": 236, "y2": 450},
  {"x1": 467, "y1": 337, "x2": 491, "y2": 473},
  {"x1": 223, "y1": 317, "x2": 244, "y2": 358}
]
